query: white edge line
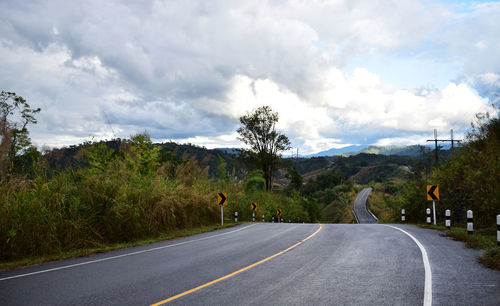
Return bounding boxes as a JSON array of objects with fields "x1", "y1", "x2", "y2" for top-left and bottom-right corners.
[
  {"x1": 367, "y1": 209, "x2": 379, "y2": 221},
  {"x1": 352, "y1": 209, "x2": 359, "y2": 224},
  {"x1": 0, "y1": 223, "x2": 257, "y2": 281},
  {"x1": 384, "y1": 225, "x2": 432, "y2": 306}
]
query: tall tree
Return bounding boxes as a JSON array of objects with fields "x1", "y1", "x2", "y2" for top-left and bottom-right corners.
[
  {"x1": 237, "y1": 106, "x2": 291, "y2": 190},
  {"x1": 0, "y1": 91, "x2": 41, "y2": 177}
]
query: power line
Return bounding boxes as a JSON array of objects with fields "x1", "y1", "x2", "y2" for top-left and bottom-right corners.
[
  {"x1": 102, "y1": 111, "x2": 117, "y2": 139},
  {"x1": 426, "y1": 129, "x2": 462, "y2": 163}
]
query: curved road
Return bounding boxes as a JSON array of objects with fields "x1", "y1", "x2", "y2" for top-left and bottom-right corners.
[
  {"x1": 353, "y1": 187, "x2": 378, "y2": 224},
  {"x1": 1, "y1": 223, "x2": 499, "y2": 305}
]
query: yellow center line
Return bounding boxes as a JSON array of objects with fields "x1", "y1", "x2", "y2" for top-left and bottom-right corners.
[{"x1": 151, "y1": 224, "x2": 323, "y2": 306}]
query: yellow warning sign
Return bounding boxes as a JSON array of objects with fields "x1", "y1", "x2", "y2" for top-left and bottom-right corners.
[{"x1": 427, "y1": 185, "x2": 439, "y2": 201}]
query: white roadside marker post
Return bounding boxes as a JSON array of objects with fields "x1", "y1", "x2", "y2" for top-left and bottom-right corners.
[
  {"x1": 467, "y1": 210, "x2": 473, "y2": 235},
  {"x1": 445, "y1": 209, "x2": 451, "y2": 229},
  {"x1": 432, "y1": 200, "x2": 436, "y2": 225},
  {"x1": 234, "y1": 211, "x2": 238, "y2": 223},
  {"x1": 262, "y1": 215, "x2": 265, "y2": 222},
  {"x1": 252, "y1": 211, "x2": 255, "y2": 222},
  {"x1": 426, "y1": 208, "x2": 431, "y2": 225},
  {"x1": 401, "y1": 209, "x2": 405, "y2": 223},
  {"x1": 497, "y1": 215, "x2": 500, "y2": 246}
]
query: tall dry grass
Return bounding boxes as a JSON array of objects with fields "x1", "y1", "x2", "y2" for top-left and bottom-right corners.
[{"x1": 0, "y1": 136, "x2": 316, "y2": 261}]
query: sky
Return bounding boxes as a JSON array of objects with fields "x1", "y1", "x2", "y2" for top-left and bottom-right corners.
[{"x1": 1, "y1": 0, "x2": 499, "y2": 155}]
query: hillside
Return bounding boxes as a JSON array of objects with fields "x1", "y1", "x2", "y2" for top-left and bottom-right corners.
[
  {"x1": 43, "y1": 140, "x2": 426, "y2": 187},
  {"x1": 43, "y1": 140, "x2": 246, "y2": 178},
  {"x1": 287, "y1": 153, "x2": 418, "y2": 185}
]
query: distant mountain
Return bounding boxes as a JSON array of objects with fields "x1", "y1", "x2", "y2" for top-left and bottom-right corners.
[
  {"x1": 307, "y1": 145, "x2": 367, "y2": 157},
  {"x1": 214, "y1": 148, "x2": 240, "y2": 155},
  {"x1": 333, "y1": 145, "x2": 432, "y2": 157}
]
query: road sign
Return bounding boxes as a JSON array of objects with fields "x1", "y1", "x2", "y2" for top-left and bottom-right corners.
[
  {"x1": 277, "y1": 209, "x2": 282, "y2": 216},
  {"x1": 251, "y1": 202, "x2": 257, "y2": 212},
  {"x1": 427, "y1": 185, "x2": 439, "y2": 201},
  {"x1": 217, "y1": 193, "x2": 227, "y2": 206}
]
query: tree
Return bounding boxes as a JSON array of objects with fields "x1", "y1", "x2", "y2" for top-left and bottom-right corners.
[
  {"x1": 286, "y1": 166, "x2": 303, "y2": 193},
  {"x1": 216, "y1": 154, "x2": 229, "y2": 182},
  {"x1": 126, "y1": 132, "x2": 161, "y2": 176},
  {"x1": 237, "y1": 106, "x2": 291, "y2": 190},
  {"x1": 0, "y1": 91, "x2": 41, "y2": 177}
]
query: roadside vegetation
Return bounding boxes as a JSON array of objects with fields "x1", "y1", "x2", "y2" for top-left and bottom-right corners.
[
  {"x1": 0, "y1": 223, "x2": 239, "y2": 271},
  {"x1": 0, "y1": 102, "x2": 320, "y2": 267},
  {"x1": 398, "y1": 113, "x2": 499, "y2": 229},
  {"x1": 299, "y1": 168, "x2": 357, "y2": 223},
  {"x1": 365, "y1": 180, "x2": 404, "y2": 223}
]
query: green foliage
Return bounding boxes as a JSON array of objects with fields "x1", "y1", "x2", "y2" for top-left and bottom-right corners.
[
  {"x1": 302, "y1": 169, "x2": 344, "y2": 197},
  {"x1": 244, "y1": 170, "x2": 266, "y2": 192},
  {"x1": 126, "y1": 132, "x2": 161, "y2": 176},
  {"x1": 0, "y1": 91, "x2": 41, "y2": 177},
  {"x1": 0, "y1": 131, "x2": 320, "y2": 262},
  {"x1": 216, "y1": 154, "x2": 229, "y2": 182},
  {"x1": 226, "y1": 189, "x2": 315, "y2": 223},
  {"x1": 0, "y1": 146, "x2": 218, "y2": 260},
  {"x1": 401, "y1": 115, "x2": 500, "y2": 228},
  {"x1": 285, "y1": 166, "x2": 303, "y2": 193},
  {"x1": 85, "y1": 140, "x2": 117, "y2": 172}
]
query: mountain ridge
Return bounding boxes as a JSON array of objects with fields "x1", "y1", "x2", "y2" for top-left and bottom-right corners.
[{"x1": 310, "y1": 144, "x2": 432, "y2": 157}]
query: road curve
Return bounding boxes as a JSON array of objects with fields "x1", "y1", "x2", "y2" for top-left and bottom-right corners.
[
  {"x1": 1, "y1": 223, "x2": 499, "y2": 305},
  {"x1": 353, "y1": 187, "x2": 377, "y2": 224}
]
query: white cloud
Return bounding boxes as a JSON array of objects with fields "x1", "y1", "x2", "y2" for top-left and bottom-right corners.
[
  {"x1": 373, "y1": 135, "x2": 429, "y2": 147},
  {"x1": 0, "y1": 0, "x2": 498, "y2": 155},
  {"x1": 302, "y1": 138, "x2": 356, "y2": 155},
  {"x1": 478, "y1": 72, "x2": 500, "y2": 86},
  {"x1": 193, "y1": 69, "x2": 496, "y2": 155},
  {"x1": 172, "y1": 132, "x2": 243, "y2": 149},
  {"x1": 442, "y1": 2, "x2": 500, "y2": 76}
]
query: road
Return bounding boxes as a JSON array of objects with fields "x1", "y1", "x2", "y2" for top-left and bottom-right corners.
[
  {"x1": 353, "y1": 187, "x2": 378, "y2": 224},
  {"x1": 1, "y1": 223, "x2": 499, "y2": 305}
]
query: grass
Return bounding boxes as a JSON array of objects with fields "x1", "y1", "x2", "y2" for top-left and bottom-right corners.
[
  {"x1": 0, "y1": 222, "x2": 241, "y2": 272},
  {"x1": 366, "y1": 185, "x2": 395, "y2": 223},
  {"x1": 418, "y1": 224, "x2": 500, "y2": 270}
]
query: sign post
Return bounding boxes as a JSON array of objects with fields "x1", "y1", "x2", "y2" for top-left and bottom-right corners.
[
  {"x1": 251, "y1": 202, "x2": 257, "y2": 222},
  {"x1": 217, "y1": 193, "x2": 227, "y2": 226},
  {"x1": 433, "y1": 201, "x2": 436, "y2": 225},
  {"x1": 427, "y1": 185, "x2": 439, "y2": 225}
]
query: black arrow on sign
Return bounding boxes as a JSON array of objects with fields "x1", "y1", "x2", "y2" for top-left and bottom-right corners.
[
  {"x1": 218, "y1": 193, "x2": 227, "y2": 205},
  {"x1": 427, "y1": 185, "x2": 438, "y2": 200},
  {"x1": 251, "y1": 203, "x2": 257, "y2": 211}
]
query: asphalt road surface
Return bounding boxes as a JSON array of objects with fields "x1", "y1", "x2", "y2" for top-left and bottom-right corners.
[
  {"x1": 1, "y1": 223, "x2": 499, "y2": 305},
  {"x1": 353, "y1": 187, "x2": 378, "y2": 224}
]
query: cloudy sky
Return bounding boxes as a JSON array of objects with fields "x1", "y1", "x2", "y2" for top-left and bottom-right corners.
[{"x1": 1, "y1": 0, "x2": 499, "y2": 155}]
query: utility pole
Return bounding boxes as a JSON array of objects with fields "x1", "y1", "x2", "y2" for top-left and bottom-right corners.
[{"x1": 426, "y1": 129, "x2": 462, "y2": 163}]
